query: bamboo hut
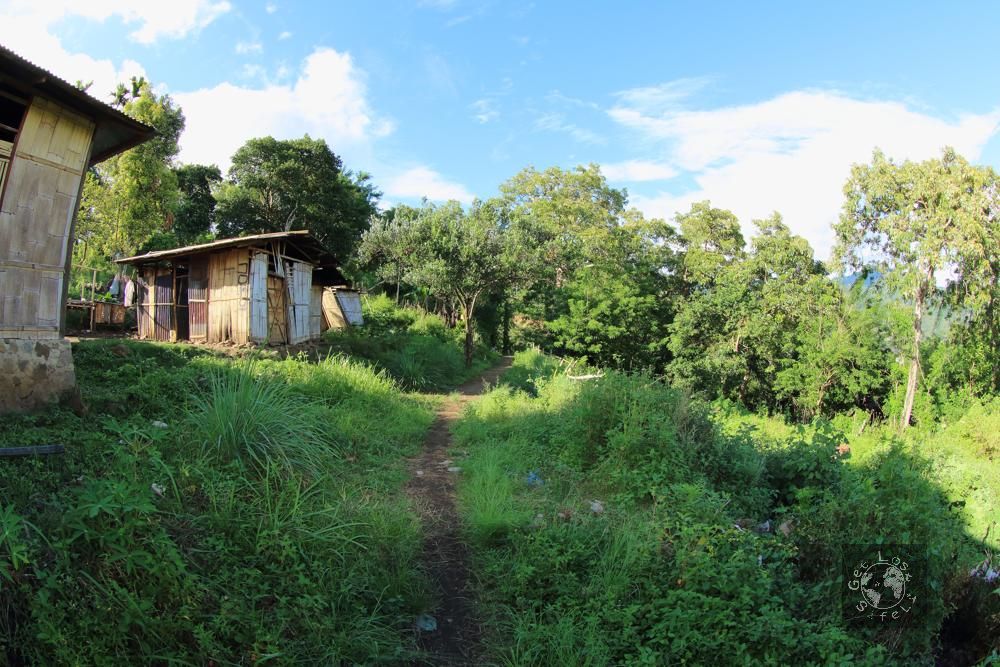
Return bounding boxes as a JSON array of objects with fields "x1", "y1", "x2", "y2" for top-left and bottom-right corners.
[
  {"x1": 0, "y1": 44, "x2": 154, "y2": 413},
  {"x1": 116, "y1": 231, "x2": 362, "y2": 345}
]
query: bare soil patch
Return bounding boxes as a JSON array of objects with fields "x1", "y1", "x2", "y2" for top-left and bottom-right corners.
[{"x1": 405, "y1": 358, "x2": 512, "y2": 666}]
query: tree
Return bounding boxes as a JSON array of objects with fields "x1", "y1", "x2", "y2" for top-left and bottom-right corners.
[
  {"x1": 674, "y1": 200, "x2": 746, "y2": 289},
  {"x1": 76, "y1": 80, "x2": 184, "y2": 259},
  {"x1": 173, "y1": 164, "x2": 222, "y2": 245},
  {"x1": 835, "y1": 148, "x2": 994, "y2": 429},
  {"x1": 774, "y1": 280, "x2": 898, "y2": 420},
  {"x1": 547, "y1": 210, "x2": 680, "y2": 370},
  {"x1": 355, "y1": 204, "x2": 421, "y2": 302},
  {"x1": 667, "y1": 212, "x2": 828, "y2": 410},
  {"x1": 362, "y1": 199, "x2": 542, "y2": 366},
  {"x1": 214, "y1": 136, "x2": 379, "y2": 258},
  {"x1": 500, "y1": 164, "x2": 628, "y2": 284}
]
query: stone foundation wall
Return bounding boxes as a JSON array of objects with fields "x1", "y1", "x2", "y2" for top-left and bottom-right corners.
[{"x1": 0, "y1": 338, "x2": 77, "y2": 413}]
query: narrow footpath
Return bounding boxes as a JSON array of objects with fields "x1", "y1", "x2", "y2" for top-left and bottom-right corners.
[{"x1": 405, "y1": 357, "x2": 513, "y2": 666}]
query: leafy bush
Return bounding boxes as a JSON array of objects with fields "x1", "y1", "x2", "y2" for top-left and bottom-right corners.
[
  {"x1": 454, "y1": 351, "x2": 984, "y2": 664},
  {"x1": 324, "y1": 295, "x2": 497, "y2": 390}
]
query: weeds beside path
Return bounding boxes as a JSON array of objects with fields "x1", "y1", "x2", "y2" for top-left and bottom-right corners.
[{"x1": 405, "y1": 357, "x2": 513, "y2": 665}]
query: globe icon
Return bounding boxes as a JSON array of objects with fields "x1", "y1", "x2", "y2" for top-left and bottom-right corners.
[{"x1": 859, "y1": 561, "x2": 907, "y2": 610}]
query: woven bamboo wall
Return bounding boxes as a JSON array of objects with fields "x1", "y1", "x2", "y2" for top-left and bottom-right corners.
[
  {"x1": 207, "y1": 248, "x2": 250, "y2": 344},
  {"x1": 0, "y1": 97, "x2": 94, "y2": 339}
]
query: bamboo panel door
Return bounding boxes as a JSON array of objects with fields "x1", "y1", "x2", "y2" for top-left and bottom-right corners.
[
  {"x1": 188, "y1": 257, "x2": 208, "y2": 341},
  {"x1": 248, "y1": 252, "x2": 268, "y2": 343},
  {"x1": 285, "y1": 261, "x2": 312, "y2": 344},
  {"x1": 153, "y1": 269, "x2": 174, "y2": 341}
]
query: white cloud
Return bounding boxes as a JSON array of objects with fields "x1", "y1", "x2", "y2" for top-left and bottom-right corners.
[
  {"x1": 536, "y1": 112, "x2": 604, "y2": 144},
  {"x1": 611, "y1": 88, "x2": 1000, "y2": 257},
  {"x1": 235, "y1": 41, "x2": 262, "y2": 54},
  {"x1": 601, "y1": 160, "x2": 677, "y2": 182},
  {"x1": 384, "y1": 166, "x2": 473, "y2": 203},
  {"x1": 278, "y1": 30, "x2": 292, "y2": 40},
  {"x1": 3, "y1": 0, "x2": 231, "y2": 45},
  {"x1": 265, "y1": 2, "x2": 278, "y2": 13},
  {"x1": 0, "y1": 0, "x2": 229, "y2": 101},
  {"x1": 175, "y1": 48, "x2": 393, "y2": 171},
  {"x1": 471, "y1": 98, "x2": 499, "y2": 124}
]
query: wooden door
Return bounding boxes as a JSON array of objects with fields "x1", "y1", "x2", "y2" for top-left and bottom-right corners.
[
  {"x1": 188, "y1": 256, "x2": 207, "y2": 340},
  {"x1": 267, "y1": 275, "x2": 287, "y2": 344}
]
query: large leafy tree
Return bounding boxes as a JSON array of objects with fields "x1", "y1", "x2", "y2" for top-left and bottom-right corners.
[
  {"x1": 172, "y1": 164, "x2": 222, "y2": 245},
  {"x1": 215, "y1": 136, "x2": 379, "y2": 257},
  {"x1": 674, "y1": 200, "x2": 746, "y2": 289},
  {"x1": 547, "y1": 210, "x2": 680, "y2": 370},
  {"x1": 355, "y1": 204, "x2": 422, "y2": 302},
  {"x1": 498, "y1": 164, "x2": 682, "y2": 364},
  {"x1": 668, "y1": 212, "x2": 829, "y2": 410},
  {"x1": 835, "y1": 148, "x2": 994, "y2": 428},
  {"x1": 76, "y1": 79, "x2": 184, "y2": 259}
]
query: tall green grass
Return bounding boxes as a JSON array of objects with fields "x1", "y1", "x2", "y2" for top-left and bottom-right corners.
[
  {"x1": 188, "y1": 358, "x2": 335, "y2": 474},
  {"x1": 0, "y1": 339, "x2": 434, "y2": 664}
]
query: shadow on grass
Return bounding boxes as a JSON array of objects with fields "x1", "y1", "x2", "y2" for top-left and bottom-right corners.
[{"x1": 452, "y1": 354, "x2": 1000, "y2": 665}]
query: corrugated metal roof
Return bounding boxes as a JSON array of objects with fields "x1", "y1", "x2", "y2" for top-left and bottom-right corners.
[
  {"x1": 116, "y1": 231, "x2": 348, "y2": 285},
  {"x1": 0, "y1": 43, "x2": 155, "y2": 164},
  {"x1": 116, "y1": 231, "x2": 316, "y2": 263}
]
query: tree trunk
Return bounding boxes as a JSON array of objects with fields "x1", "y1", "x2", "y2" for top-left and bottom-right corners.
[
  {"x1": 502, "y1": 297, "x2": 511, "y2": 354},
  {"x1": 463, "y1": 294, "x2": 479, "y2": 368},
  {"x1": 901, "y1": 270, "x2": 931, "y2": 429}
]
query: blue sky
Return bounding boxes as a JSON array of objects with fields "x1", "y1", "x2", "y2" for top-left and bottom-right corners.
[{"x1": 3, "y1": 0, "x2": 1000, "y2": 256}]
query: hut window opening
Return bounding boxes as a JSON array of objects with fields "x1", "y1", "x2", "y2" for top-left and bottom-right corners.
[{"x1": 0, "y1": 84, "x2": 28, "y2": 206}]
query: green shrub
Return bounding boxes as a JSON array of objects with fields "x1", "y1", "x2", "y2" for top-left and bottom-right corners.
[
  {"x1": 325, "y1": 297, "x2": 498, "y2": 390},
  {"x1": 455, "y1": 351, "x2": 979, "y2": 665}
]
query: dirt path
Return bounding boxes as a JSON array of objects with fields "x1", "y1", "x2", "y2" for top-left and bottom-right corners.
[{"x1": 405, "y1": 357, "x2": 513, "y2": 666}]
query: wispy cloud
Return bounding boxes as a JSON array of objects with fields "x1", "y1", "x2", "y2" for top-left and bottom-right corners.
[
  {"x1": 611, "y1": 83, "x2": 1000, "y2": 255},
  {"x1": 601, "y1": 160, "x2": 677, "y2": 182},
  {"x1": 471, "y1": 98, "x2": 499, "y2": 124},
  {"x1": 445, "y1": 14, "x2": 472, "y2": 27},
  {"x1": 385, "y1": 166, "x2": 473, "y2": 203},
  {"x1": 535, "y1": 112, "x2": 604, "y2": 144},
  {"x1": 278, "y1": 30, "x2": 292, "y2": 40},
  {"x1": 612, "y1": 77, "x2": 712, "y2": 114},
  {"x1": 265, "y1": 2, "x2": 278, "y2": 13},
  {"x1": 235, "y1": 40, "x2": 262, "y2": 54}
]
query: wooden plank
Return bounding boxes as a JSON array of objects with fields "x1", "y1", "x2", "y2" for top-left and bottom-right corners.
[
  {"x1": 267, "y1": 275, "x2": 287, "y2": 344},
  {"x1": 321, "y1": 289, "x2": 348, "y2": 330},
  {"x1": 310, "y1": 285, "x2": 323, "y2": 339}
]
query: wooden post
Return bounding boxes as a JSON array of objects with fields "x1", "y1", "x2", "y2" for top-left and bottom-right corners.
[{"x1": 89, "y1": 267, "x2": 96, "y2": 330}]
